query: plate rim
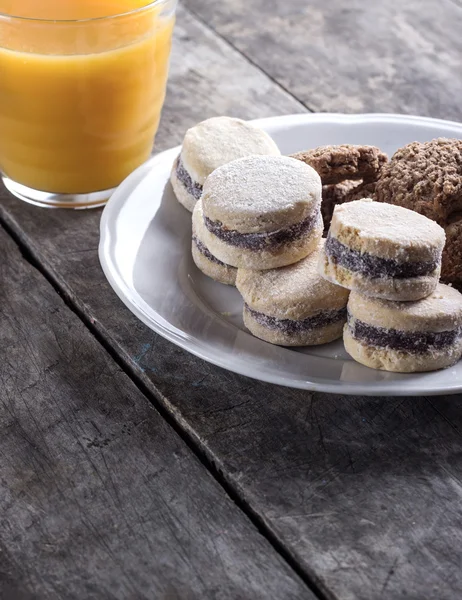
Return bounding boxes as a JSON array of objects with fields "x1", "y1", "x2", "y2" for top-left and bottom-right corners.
[{"x1": 99, "y1": 112, "x2": 462, "y2": 396}]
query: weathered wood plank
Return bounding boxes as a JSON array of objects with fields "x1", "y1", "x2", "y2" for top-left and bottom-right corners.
[
  {"x1": 159, "y1": 5, "x2": 305, "y2": 148},
  {"x1": 183, "y1": 0, "x2": 462, "y2": 120},
  {"x1": 2, "y1": 2, "x2": 462, "y2": 600},
  {"x1": 7, "y1": 192, "x2": 462, "y2": 600},
  {"x1": 0, "y1": 229, "x2": 311, "y2": 599}
]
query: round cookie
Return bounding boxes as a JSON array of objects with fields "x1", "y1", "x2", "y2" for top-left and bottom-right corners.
[
  {"x1": 344, "y1": 285, "x2": 462, "y2": 372},
  {"x1": 170, "y1": 116, "x2": 280, "y2": 212},
  {"x1": 375, "y1": 138, "x2": 462, "y2": 224},
  {"x1": 319, "y1": 199, "x2": 446, "y2": 301},
  {"x1": 374, "y1": 138, "x2": 462, "y2": 291},
  {"x1": 236, "y1": 240, "x2": 350, "y2": 346},
  {"x1": 291, "y1": 144, "x2": 388, "y2": 185},
  {"x1": 201, "y1": 155, "x2": 323, "y2": 270},
  {"x1": 442, "y1": 220, "x2": 462, "y2": 291},
  {"x1": 192, "y1": 201, "x2": 237, "y2": 286}
]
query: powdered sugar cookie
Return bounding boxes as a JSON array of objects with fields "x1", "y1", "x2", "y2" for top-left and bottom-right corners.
[
  {"x1": 319, "y1": 199, "x2": 445, "y2": 301},
  {"x1": 201, "y1": 155, "x2": 323, "y2": 270},
  {"x1": 171, "y1": 116, "x2": 280, "y2": 212},
  {"x1": 344, "y1": 285, "x2": 462, "y2": 372},
  {"x1": 236, "y1": 240, "x2": 349, "y2": 346}
]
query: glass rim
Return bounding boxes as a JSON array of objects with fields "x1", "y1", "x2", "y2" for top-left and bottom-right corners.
[{"x1": 0, "y1": 0, "x2": 172, "y2": 24}]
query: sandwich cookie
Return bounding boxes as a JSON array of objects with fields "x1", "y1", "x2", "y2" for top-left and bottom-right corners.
[
  {"x1": 344, "y1": 285, "x2": 462, "y2": 372},
  {"x1": 171, "y1": 116, "x2": 280, "y2": 212},
  {"x1": 236, "y1": 241, "x2": 350, "y2": 346},
  {"x1": 201, "y1": 155, "x2": 323, "y2": 270},
  {"x1": 319, "y1": 199, "x2": 445, "y2": 301},
  {"x1": 192, "y1": 200, "x2": 237, "y2": 286}
]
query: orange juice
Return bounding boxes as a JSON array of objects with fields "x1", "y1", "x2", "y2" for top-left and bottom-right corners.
[{"x1": 0, "y1": 0, "x2": 175, "y2": 198}]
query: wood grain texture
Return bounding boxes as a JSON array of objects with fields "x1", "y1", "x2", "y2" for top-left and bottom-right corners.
[
  {"x1": 6, "y1": 189, "x2": 462, "y2": 600},
  {"x1": 183, "y1": 0, "x2": 462, "y2": 120},
  {"x1": 2, "y1": 2, "x2": 462, "y2": 600},
  {"x1": 160, "y1": 5, "x2": 305, "y2": 148},
  {"x1": 0, "y1": 225, "x2": 310, "y2": 600}
]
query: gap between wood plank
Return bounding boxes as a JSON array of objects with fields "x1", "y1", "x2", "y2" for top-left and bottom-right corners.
[
  {"x1": 0, "y1": 214, "x2": 334, "y2": 600},
  {"x1": 180, "y1": 3, "x2": 315, "y2": 114}
]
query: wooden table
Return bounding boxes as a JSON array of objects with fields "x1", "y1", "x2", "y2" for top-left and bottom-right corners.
[{"x1": 1, "y1": 2, "x2": 462, "y2": 598}]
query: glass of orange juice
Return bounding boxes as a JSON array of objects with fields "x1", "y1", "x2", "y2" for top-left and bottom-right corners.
[{"x1": 0, "y1": 0, "x2": 176, "y2": 208}]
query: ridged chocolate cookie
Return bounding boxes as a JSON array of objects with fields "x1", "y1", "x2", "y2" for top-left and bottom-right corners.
[
  {"x1": 374, "y1": 138, "x2": 462, "y2": 291},
  {"x1": 291, "y1": 144, "x2": 387, "y2": 185}
]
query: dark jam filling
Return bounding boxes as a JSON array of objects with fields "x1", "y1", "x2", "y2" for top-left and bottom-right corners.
[
  {"x1": 204, "y1": 212, "x2": 319, "y2": 251},
  {"x1": 325, "y1": 235, "x2": 438, "y2": 279},
  {"x1": 348, "y1": 314, "x2": 461, "y2": 353},
  {"x1": 176, "y1": 157, "x2": 203, "y2": 200},
  {"x1": 245, "y1": 304, "x2": 347, "y2": 335},
  {"x1": 192, "y1": 235, "x2": 230, "y2": 267}
]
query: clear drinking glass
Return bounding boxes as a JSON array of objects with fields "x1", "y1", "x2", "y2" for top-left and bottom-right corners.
[{"x1": 0, "y1": 0, "x2": 176, "y2": 208}]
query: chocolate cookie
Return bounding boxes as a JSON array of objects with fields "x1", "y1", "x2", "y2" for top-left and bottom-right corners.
[
  {"x1": 375, "y1": 138, "x2": 462, "y2": 290},
  {"x1": 375, "y1": 138, "x2": 462, "y2": 223},
  {"x1": 442, "y1": 219, "x2": 462, "y2": 291},
  {"x1": 291, "y1": 144, "x2": 388, "y2": 185}
]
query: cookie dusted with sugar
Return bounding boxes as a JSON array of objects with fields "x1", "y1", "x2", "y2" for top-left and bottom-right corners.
[
  {"x1": 171, "y1": 116, "x2": 280, "y2": 212},
  {"x1": 200, "y1": 155, "x2": 323, "y2": 270},
  {"x1": 344, "y1": 285, "x2": 462, "y2": 372},
  {"x1": 319, "y1": 199, "x2": 445, "y2": 301},
  {"x1": 192, "y1": 200, "x2": 237, "y2": 286},
  {"x1": 236, "y1": 240, "x2": 350, "y2": 346}
]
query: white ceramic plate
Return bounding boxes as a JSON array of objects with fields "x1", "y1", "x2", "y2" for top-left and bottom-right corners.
[{"x1": 99, "y1": 113, "x2": 462, "y2": 396}]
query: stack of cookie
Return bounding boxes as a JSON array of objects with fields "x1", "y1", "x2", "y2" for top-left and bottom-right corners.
[
  {"x1": 171, "y1": 117, "x2": 351, "y2": 347},
  {"x1": 200, "y1": 153, "x2": 353, "y2": 347},
  {"x1": 318, "y1": 199, "x2": 462, "y2": 372},
  {"x1": 172, "y1": 116, "x2": 281, "y2": 287}
]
